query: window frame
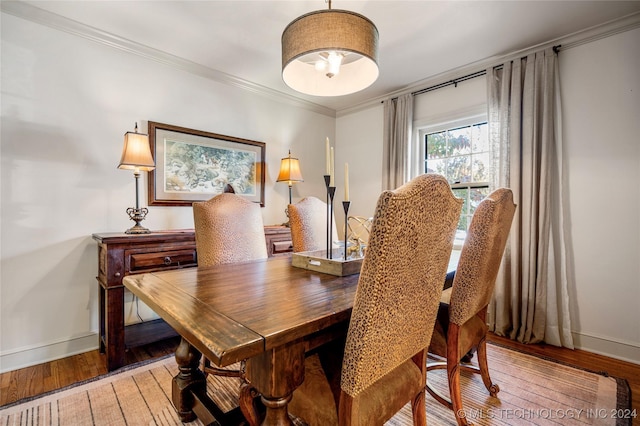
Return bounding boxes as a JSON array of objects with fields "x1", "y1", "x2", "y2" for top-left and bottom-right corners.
[{"x1": 416, "y1": 110, "x2": 491, "y2": 242}]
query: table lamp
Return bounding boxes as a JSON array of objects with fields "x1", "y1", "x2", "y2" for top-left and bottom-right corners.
[
  {"x1": 118, "y1": 123, "x2": 155, "y2": 234},
  {"x1": 276, "y1": 150, "x2": 304, "y2": 205}
]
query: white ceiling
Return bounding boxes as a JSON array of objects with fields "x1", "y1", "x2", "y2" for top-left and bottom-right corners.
[{"x1": 16, "y1": 1, "x2": 640, "y2": 112}]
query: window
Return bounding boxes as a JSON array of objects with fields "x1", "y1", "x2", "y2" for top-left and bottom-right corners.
[{"x1": 422, "y1": 120, "x2": 491, "y2": 240}]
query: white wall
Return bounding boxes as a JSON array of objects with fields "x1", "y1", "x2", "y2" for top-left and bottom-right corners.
[
  {"x1": 560, "y1": 27, "x2": 640, "y2": 362},
  {"x1": 0, "y1": 13, "x2": 334, "y2": 372},
  {"x1": 337, "y1": 28, "x2": 640, "y2": 363},
  {"x1": 335, "y1": 105, "x2": 384, "y2": 229}
]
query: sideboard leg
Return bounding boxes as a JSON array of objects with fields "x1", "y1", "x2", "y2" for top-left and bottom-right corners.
[{"x1": 105, "y1": 286, "x2": 125, "y2": 371}]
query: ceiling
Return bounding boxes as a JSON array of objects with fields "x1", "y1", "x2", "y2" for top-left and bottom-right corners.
[{"x1": 17, "y1": 1, "x2": 640, "y2": 112}]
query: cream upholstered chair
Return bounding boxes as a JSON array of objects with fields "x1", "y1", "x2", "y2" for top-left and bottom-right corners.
[
  {"x1": 288, "y1": 196, "x2": 338, "y2": 253},
  {"x1": 289, "y1": 173, "x2": 462, "y2": 425},
  {"x1": 426, "y1": 188, "x2": 516, "y2": 426},
  {"x1": 193, "y1": 192, "x2": 267, "y2": 267},
  {"x1": 192, "y1": 192, "x2": 268, "y2": 425}
]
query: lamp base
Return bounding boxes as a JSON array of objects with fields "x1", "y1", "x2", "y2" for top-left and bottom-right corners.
[
  {"x1": 281, "y1": 207, "x2": 290, "y2": 227},
  {"x1": 125, "y1": 207, "x2": 151, "y2": 234},
  {"x1": 125, "y1": 223, "x2": 151, "y2": 234}
]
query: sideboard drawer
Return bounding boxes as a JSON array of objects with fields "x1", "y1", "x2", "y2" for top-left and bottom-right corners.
[
  {"x1": 264, "y1": 225, "x2": 293, "y2": 257},
  {"x1": 272, "y1": 240, "x2": 293, "y2": 256},
  {"x1": 127, "y1": 248, "x2": 197, "y2": 273}
]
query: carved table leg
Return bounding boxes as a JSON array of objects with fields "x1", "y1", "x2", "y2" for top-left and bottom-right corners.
[
  {"x1": 172, "y1": 337, "x2": 206, "y2": 422},
  {"x1": 240, "y1": 381, "x2": 265, "y2": 426},
  {"x1": 261, "y1": 394, "x2": 293, "y2": 425},
  {"x1": 246, "y1": 340, "x2": 305, "y2": 426}
]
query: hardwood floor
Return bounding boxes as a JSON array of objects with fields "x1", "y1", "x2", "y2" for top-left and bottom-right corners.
[
  {"x1": 0, "y1": 336, "x2": 180, "y2": 407},
  {"x1": 487, "y1": 334, "x2": 639, "y2": 426},
  {"x1": 1, "y1": 333, "x2": 638, "y2": 425}
]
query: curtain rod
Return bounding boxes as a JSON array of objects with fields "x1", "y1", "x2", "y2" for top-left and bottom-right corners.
[
  {"x1": 385, "y1": 45, "x2": 561, "y2": 102},
  {"x1": 411, "y1": 69, "x2": 487, "y2": 97}
]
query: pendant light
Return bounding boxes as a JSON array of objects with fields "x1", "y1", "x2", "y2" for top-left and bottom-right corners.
[{"x1": 281, "y1": 0, "x2": 379, "y2": 97}]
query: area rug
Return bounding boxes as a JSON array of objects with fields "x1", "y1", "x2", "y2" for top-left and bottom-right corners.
[{"x1": 0, "y1": 343, "x2": 630, "y2": 426}]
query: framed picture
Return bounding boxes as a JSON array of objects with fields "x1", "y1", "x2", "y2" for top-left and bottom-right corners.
[{"x1": 147, "y1": 121, "x2": 265, "y2": 206}]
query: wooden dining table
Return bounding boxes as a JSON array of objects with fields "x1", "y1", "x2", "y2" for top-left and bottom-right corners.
[{"x1": 123, "y1": 255, "x2": 360, "y2": 426}]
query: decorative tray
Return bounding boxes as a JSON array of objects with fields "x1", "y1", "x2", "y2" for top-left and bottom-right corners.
[{"x1": 291, "y1": 249, "x2": 363, "y2": 276}]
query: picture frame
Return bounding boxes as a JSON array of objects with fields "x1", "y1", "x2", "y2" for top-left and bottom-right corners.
[{"x1": 147, "y1": 121, "x2": 265, "y2": 207}]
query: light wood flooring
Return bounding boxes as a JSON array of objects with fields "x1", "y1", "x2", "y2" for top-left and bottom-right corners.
[{"x1": 1, "y1": 333, "x2": 638, "y2": 425}]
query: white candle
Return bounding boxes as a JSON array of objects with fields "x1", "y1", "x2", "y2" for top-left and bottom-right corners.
[
  {"x1": 325, "y1": 138, "x2": 330, "y2": 175},
  {"x1": 344, "y1": 163, "x2": 350, "y2": 201},
  {"x1": 330, "y1": 147, "x2": 335, "y2": 186}
]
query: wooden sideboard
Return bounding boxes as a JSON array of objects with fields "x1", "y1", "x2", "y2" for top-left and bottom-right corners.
[{"x1": 92, "y1": 226, "x2": 292, "y2": 371}]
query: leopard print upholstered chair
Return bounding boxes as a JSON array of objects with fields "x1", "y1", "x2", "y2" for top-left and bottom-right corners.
[
  {"x1": 288, "y1": 196, "x2": 338, "y2": 253},
  {"x1": 192, "y1": 192, "x2": 268, "y2": 425},
  {"x1": 193, "y1": 192, "x2": 268, "y2": 267},
  {"x1": 289, "y1": 173, "x2": 462, "y2": 425},
  {"x1": 426, "y1": 188, "x2": 516, "y2": 426}
]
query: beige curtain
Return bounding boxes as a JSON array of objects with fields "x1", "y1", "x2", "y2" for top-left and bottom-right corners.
[
  {"x1": 487, "y1": 48, "x2": 574, "y2": 348},
  {"x1": 382, "y1": 93, "x2": 414, "y2": 190}
]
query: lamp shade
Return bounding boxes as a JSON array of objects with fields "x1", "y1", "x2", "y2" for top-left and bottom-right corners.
[
  {"x1": 276, "y1": 152, "x2": 304, "y2": 185},
  {"x1": 282, "y1": 7, "x2": 379, "y2": 97},
  {"x1": 118, "y1": 128, "x2": 155, "y2": 171}
]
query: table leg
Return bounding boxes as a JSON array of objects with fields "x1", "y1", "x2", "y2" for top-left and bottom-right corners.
[
  {"x1": 260, "y1": 394, "x2": 293, "y2": 425},
  {"x1": 246, "y1": 339, "x2": 305, "y2": 426},
  {"x1": 172, "y1": 338, "x2": 206, "y2": 422},
  {"x1": 240, "y1": 382, "x2": 265, "y2": 426}
]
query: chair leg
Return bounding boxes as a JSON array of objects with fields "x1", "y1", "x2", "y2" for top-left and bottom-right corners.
[
  {"x1": 447, "y1": 360, "x2": 471, "y2": 426},
  {"x1": 411, "y1": 350, "x2": 427, "y2": 426},
  {"x1": 446, "y1": 326, "x2": 471, "y2": 426},
  {"x1": 411, "y1": 388, "x2": 427, "y2": 426},
  {"x1": 476, "y1": 338, "x2": 499, "y2": 397}
]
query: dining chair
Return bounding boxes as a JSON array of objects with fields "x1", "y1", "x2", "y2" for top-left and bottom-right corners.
[
  {"x1": 289, "y1": 173, "x2": 463, "y2": 425},
  {"x1": 288, "y1": 196, "x2": 338, "y2": 253},
  {"x1": 193, "y1": 192, "x2": 268, "y2": 267},
  {"x1": 192, "y1": 192, "x2": 268, "y2": 425},
  {"x1": 426, "y1": 188, "x2": 516, "y2": 426}
]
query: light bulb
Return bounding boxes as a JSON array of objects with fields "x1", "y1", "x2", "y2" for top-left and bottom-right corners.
[
  {"x1": 315, "y1": 60, "x2": 327, "y2": 72},
  {"x1": 326, "y1": 51, "x2": 344, "y2": 78}
]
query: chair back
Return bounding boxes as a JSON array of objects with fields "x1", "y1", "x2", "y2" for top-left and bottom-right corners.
[
  {"x1": 340, "y1": 174, "x2": 462, "y2": 397},
  {"x1": 448, "y1": 188, "x2": 516, "y2": 326},
  {"x1": 193, "y1": 193, "x2": 268, "y2": 267},
  {"x1": 288, "y1": 196, "x2": 338, "y2": 253}
]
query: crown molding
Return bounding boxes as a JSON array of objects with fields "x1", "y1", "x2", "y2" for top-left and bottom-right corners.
[
  {"x1": 337, "y1": 11, "x2": 640, "y2": 117},
  {"x1": 1, "y1": 1, "x2": 337, "y2": 118}
]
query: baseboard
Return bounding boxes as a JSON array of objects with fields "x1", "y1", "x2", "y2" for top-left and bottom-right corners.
[
  {"x1": 0, "y1": 333, "x2": 99, "y2": 374},
  {"x1": 572, "y1": 331, "x2": 640, "y2": 365}
]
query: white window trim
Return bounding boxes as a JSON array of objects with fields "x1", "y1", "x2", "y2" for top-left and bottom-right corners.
[{"x1": 412, "y1": 104, "x2": 487, "y2": 179}]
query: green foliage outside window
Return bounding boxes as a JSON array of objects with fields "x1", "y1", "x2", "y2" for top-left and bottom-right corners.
[{"x1": 425, "y1": 122, "x2": 491, "y2": 232}]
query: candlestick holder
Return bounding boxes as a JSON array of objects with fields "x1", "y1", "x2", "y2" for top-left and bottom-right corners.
[
  {"x1": 324, "y1": 175, "x2": 331, "y2": 258},
  {"x1": 327, "y1": 186, "x2": 336, "y2": 259},
  {"x1": 342, "y1": 201, "x2": 351, "y2": 260}
]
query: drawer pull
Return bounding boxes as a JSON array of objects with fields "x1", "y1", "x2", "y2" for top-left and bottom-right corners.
[
  {"x1": 164, "y1": 256, "x2": 172, "y2": 265},
  {"x1": 115, "y1": 272, "x2": 121, "y2": 277}
]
